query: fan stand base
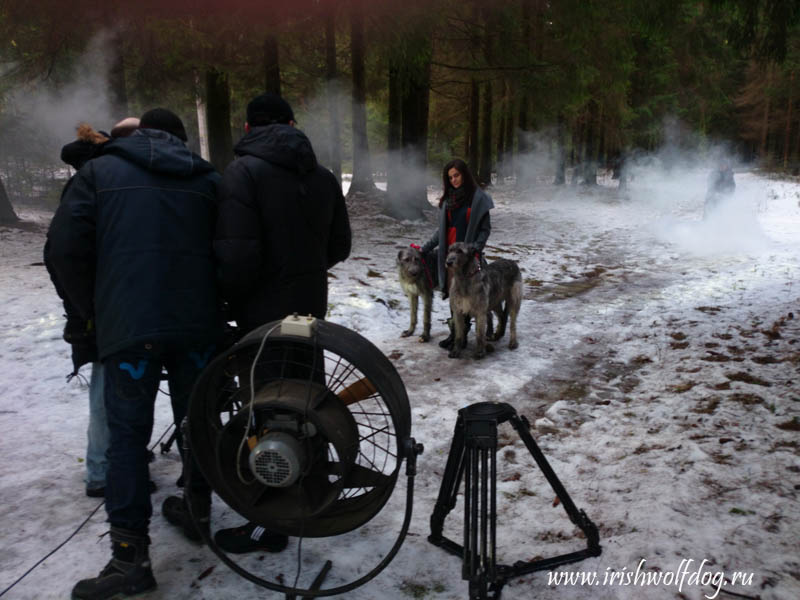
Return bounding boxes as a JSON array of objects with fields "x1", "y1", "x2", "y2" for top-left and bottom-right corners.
[
  {"x1": 284, "y1": 560, "x2": 332, "y2": 600},
  {"x1": 427, "y1": 402, "x2": 601, "y2": 600}
]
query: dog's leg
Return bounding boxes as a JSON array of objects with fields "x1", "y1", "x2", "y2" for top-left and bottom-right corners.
[
  {"x1": 449, "y1": 306, "x2": 466, "y2": 359},
  {"x1": 473, "y1": 311, "x2": 488, "y2": 359},
  {"x1": 491, "y1": 303, "x2": 508, "y2": 341},
  {"x1": 485, "y1": 310, "x2": 494, "y2": 340},
  {"x1": 401, "y1": 293, "x2": 417, "y2": 337},
  {"x1": 508, "y1": 282, "x2": 522, "y2": 350},
  {"x1": 419, "y1": 291, "x2": 432, "y2": 342}
]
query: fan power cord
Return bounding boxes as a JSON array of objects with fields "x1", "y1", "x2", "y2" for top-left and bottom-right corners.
[
  {"x1": 0, "y1": 424, "x2": 174, "y2": 598},
  {"x1": 235, "y1": 322, "x2": 281, "y2": 485}
]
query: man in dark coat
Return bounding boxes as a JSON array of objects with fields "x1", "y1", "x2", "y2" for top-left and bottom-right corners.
[
  {"x1": 210, "y1": 93, "x2": 351, "y2": 553},
  {"x1": 45, "y1": 119, "x2": 145, "y2": 500},
  {"x1": 46, "y1": 108, "x2": 222, "y2": 600},
  {"x1": 214, "y1": 93, "x2": 351, "y2": 333}
]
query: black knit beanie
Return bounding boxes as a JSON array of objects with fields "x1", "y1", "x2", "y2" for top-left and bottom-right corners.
[
  {"x1": 139, "y1": 108, "x2": 188, "y2": 141},
  {"x1": 246, "y1": 93, "x2": 295, "y2": 126}
]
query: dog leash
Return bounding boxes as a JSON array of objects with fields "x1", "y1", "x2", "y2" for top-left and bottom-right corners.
[{"x1": 410, "y1": 243, "x2": 435, "y2": 289}]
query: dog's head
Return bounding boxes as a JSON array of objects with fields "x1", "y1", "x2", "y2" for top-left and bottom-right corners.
[
  {"x1": 445, "y1": 242, "x2": 478, "y2": 272},
  {"x1": 397, "y1": 246, "x2": 425, "y2": 279}
]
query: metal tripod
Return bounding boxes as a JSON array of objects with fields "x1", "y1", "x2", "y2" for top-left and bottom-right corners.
[{"x1": 428, "y1": 402, "x2": 601, "y2": 599}]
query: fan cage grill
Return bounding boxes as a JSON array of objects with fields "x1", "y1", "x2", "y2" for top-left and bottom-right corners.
[
  {"x1": 189, "y1": 319, "x2": 411, "y2": 537},
  {"x1": 213, "y1": 341, "x2": 402, "y2": 500}
]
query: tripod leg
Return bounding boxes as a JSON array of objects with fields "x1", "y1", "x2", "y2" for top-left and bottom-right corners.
[
  {"x1": 480, "y1": 447, "x2": 489, "y2": 575},
  {"x1": 430, "y1": 415, "x2": 466, "y2": 542},
  {"x1": 489, "y1": 444, "x2": 497, "y2": 582},
  {"x1": 510, "y1": 415, "x2": 601, "y2": 554},
  {"x1": 465, "y1": 443, "x2": 481, "y2": 584}
]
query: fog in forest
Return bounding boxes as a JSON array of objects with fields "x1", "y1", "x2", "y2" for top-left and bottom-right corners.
[
  {"x1": 0, "y1": 34, "x2": 770, "y2": 260},
  {"x1": 3, "y1": 32, "x2": 116, "y2": 162}
]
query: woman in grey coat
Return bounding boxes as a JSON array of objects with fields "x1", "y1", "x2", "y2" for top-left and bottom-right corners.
[{"x1": 421, "y1": 158, "x2": 493, "y2": 349}]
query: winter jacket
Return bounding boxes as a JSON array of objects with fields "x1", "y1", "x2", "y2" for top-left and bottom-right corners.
[
  {"x1": 422, "y1": 187, "x2": 493, "y2": 290},
  {"x1": 214, "y1": 124, "x2": 351, "y2": 334},
  {"x1": 45, "y1": 128, "x2": 223, "y2": 359},
  {"x1": 44, "y1": 125, "x2": 110, "y2": 374}
]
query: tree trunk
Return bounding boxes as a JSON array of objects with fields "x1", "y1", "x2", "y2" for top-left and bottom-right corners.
[
  {"x1": 264, "y1": 34, "x2": 281, "y2": 96},
  {"x1": 796, "y1": 101, "x2": 800, "y2": 172},
  {"x1": 108, "y1": 31, "x2": 128, "y2": 118},
  {"x1": 325, "y1": 10, "x2": 342, "y2": 183},
  {"x1": 582, "y1": 102, "x2": 598, "y2": 185},
  {"x1": 518, "y1": 96, "x2": 528, "y2": 158},
  {"x1": 102, "y1": 6, "x2": 128, "y2": 119},
  {"x1": 397, "y1": 57, "x2": 430, "y2": 219},
  {"x1": 387, "y1": 62, "x2": 402, "y2": 200},
  {"x1": 0, "y1": 176, "x2": 19, "y2": 223},
  {"x1": 760, "y1": 64, "x2": 772, "y2": 163},
  {"x1": 785, "y1": 70, "x2": 794, "y2": 170},
  {"x1": 504, "y1": 83, "x2": 515, "y2": 177},
  {"x1": 206, "y1": 68, "x2": 234, "y2": 171},
  {"x1": 554, "y1": 112, "x2": 566, "y2": 185},
  {"x1": 195, "y1": 71, "x2": 210, "y2": 160},
  {"x1": 496, "y1": 108, "x2": 506, "y2": 180},
  {"x1": 478, "y1": 81, "x2": 493, "y2": 186},
  {"x1": 518, "y1": 0, "x2": 531, "y2": 163},
  {"x1": 386, "y1": 36, "x2": 430, "y2": 220},
  {"x1": 468, "y1": 79, "x2": 480, "y2": 174},
  {"x1": 347, "y1": 0, "x2": 377, "y2": 198}
]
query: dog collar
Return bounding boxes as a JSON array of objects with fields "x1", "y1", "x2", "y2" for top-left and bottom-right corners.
[{"x1": 466, "y1": 255, "x2": 481, "y2": 278}]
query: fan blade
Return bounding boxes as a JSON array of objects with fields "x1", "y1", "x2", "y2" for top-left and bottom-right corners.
[
  {"x1": 337, "y1": 377, "x2": 376, "y2": 405},
  {"x1": 339, "y1": 463, "x2": 391, "y2": 489}
]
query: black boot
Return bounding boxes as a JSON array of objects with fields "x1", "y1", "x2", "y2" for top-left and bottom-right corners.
[
  {"x1": 162, "y1": 493, "x2": 211, "y2": 543},
  {"x1": 439, "y1": 317, "x2": 470, "y2": 350},
  {"x1": 438, "y1": 332, "x2": 455, "y2": 349},
  {"x1": 71, "y1": 527, "x2": 156, "y2": 600},
  {"x1": 439, "y1": 318, "x2": 456, "y2": 349}
]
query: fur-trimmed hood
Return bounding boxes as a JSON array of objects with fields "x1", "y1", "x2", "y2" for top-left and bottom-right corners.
[
  {"x1": 60, "y1": 123, "x2": 109, "y2": 170},
  {"x1": 76, "y1": 123, "x2": 109, "y2": 144}
]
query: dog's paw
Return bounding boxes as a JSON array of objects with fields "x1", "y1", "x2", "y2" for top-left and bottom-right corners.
[
  {"x1": 448, "y1": 348, "x2": 462, "y2": 359},
  {"x1": 400, "y1": 329, "x2": 414, "y2": 338},
  {"x1": 508, "y1": 340, "x2": 519, "y2": 350},
  {"x1": 472, "y1": 349, "x2": 486, "y2": 360},
  {"x1": 418, "y1": 333, "x2": 430, "y2": 343},
  {"x1": 485, "y1": 343, "x2": 495, "y2": 353}
]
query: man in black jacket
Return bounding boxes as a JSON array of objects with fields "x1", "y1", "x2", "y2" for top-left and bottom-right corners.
[
  {"x1": 213, "y1": 93, "x2": 351, "y2": 332},
  {"x1": 46, "y1": 108, "x2": 222, "y2": 600},
  {"x1": 208, "y1": 93, "x2": 351, "y2": 553}
]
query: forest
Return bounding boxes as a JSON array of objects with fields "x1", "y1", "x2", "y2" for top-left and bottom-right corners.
[{"x1": 1, "y1": 0, "x2": 799, "y2": 222}]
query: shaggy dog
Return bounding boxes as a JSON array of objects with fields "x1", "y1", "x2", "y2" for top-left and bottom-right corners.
[
  {"x1": 445, "y1": 242, "x2": 521, "y2": 359},
  {"x1": 396, "y1": 245, "x2": 438, "y2": 342}
]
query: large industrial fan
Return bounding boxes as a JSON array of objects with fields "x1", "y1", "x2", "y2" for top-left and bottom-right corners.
[{"x1": 184, "y1": 315, "x2": 422, "y2": 597}]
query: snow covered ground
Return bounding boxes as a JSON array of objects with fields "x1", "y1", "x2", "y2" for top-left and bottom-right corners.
[{"x1": 1, "y1": 169, "x2": 798, "y2": 600}]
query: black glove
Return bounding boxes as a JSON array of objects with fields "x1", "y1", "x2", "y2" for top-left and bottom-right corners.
[
  {"x1": 63, "y1": 316, "x2": 98, "y2": 373},
  {"x1": 63, "y1": 316, "x2": 94, "y2": 345}
]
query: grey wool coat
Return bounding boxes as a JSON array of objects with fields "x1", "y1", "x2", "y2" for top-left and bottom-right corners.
[{"x1": 422, "y1": 187, "x2": 493, "y2": 291}]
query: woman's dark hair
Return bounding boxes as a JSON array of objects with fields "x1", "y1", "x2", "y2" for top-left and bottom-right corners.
[{"x1": 439, "y1": 158, "x2": 478, "y2": 207}]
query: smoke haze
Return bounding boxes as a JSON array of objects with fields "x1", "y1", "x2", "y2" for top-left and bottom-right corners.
[{"x1": 6, "y1": 31, "x2": 116, "y2": 159}]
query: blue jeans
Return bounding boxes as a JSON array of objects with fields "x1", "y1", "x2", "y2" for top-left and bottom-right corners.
[
  {"x1": 85, "y1": 362, "x2": 109, "y2": 489},
  {"x1": 103, "y1": 341, "x2": 214, "y2": 532}
]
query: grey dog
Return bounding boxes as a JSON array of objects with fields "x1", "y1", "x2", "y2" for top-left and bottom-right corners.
[
  {"x1": 397, "y1": 245, "x2": 438, "y2": 342},
  {"x1": 445, "y1": 242, "x2": 521, "y2": 359}
]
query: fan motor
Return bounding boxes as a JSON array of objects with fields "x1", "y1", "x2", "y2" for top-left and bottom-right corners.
[{"x1": 249, "y1": 431, "x2": 305, "y2": 487}]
